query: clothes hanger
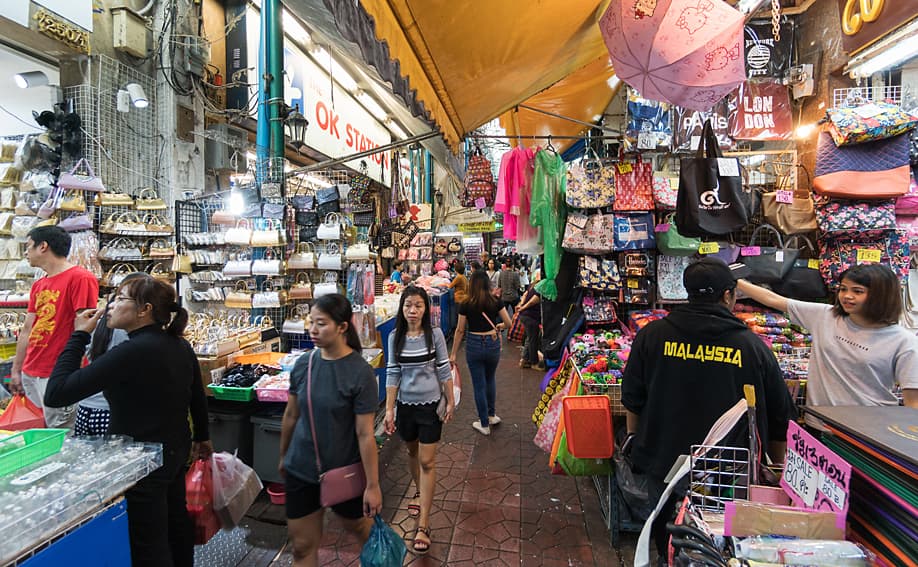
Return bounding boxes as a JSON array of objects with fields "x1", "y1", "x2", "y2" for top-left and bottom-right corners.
[{"x1": 546, "y1": 135, "x2": 557, "y2": 154}]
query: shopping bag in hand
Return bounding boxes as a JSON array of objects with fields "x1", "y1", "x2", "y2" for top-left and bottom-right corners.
[
  {"x1": 211, "y1": 451, "x2": 264, "y2": 529},
  {"x1": 185, "y1": 458, "x2": 220, "y2": 544},
  {"x1": 359, "y1": 516, "x2": 407, "y2": 567},
  {"x1": 0, "y1": 394, "x2": 45, "y2": 430}
]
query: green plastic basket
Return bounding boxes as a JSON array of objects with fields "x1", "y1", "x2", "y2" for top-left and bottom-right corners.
[
  {"x1": 207, "y1": 384, "x2": 256, "y2": 402},
  {"x1": 0, "y1": 429, "x2": 68, "y2": 477}
]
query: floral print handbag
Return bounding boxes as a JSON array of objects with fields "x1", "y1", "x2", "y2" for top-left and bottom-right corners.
[
  {"x1": 562, "y1": 211, "x2": 616, "y2": 255},
  {"x1": 566, "y1": 160, "x2": 616, "y2": 209},
  {"x1": 657, "y1": 255, "x2": 692, "y2": 301},
  {"x1": 814, "y1": 196, "x2": 897, "y2": 234},
  {"x1": 577, "y1": 256, "x2": 622, "y2": 291},
  {"x1": 818, "y1": 230, "x2": 910, "y2": 289},
  {"x1": 826, "y1": 102, "x2": 918, "y2": 146}
]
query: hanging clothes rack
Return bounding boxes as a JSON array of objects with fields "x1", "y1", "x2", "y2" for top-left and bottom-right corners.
[{"x1": 467, "y1": 134, "x2": 620, "y2": 140}]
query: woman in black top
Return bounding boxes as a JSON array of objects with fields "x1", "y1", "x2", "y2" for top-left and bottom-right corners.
[
  {"x1": 45, "y1": 277, "x2": 211, "y2": 567},
  {"x1": 278, "y1": 294, "x2": 382, "y2": 564},
  {"x1": 450, "y1": 270, "x2": 512, "y2": 436}
]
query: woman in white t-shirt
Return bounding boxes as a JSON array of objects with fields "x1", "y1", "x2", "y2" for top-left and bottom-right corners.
[{"x1": 737, "y1": 264, "x2": 918, "y2": 422}]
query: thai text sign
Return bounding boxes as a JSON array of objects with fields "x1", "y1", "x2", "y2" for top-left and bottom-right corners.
[
  {"x1": 781, "y1": 421, "x2": 851, "y2": 515},
  {"x1": 458, "y1": 222, "x2": 495, "y2": 233}
]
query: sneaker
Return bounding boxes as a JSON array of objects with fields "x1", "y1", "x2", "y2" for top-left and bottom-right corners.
[
  {"x1": 488, "y1": 415, "x2": 502, "y2": 426},
  {"x1": 519, "y1": 359, "x2": 531, "y2": 368},
  {"x1": 472, "y1": 421, "x2": 491, "y2": 435}
]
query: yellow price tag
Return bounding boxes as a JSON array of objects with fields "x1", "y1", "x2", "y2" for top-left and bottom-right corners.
[
  {"x1": 807, "y1": 259, "x2": 819, "y2": 270},
  {"x1": 617, "y1": 163, "x2": 633, "y2": 174},
  {"x1": 856, "y1": 248, "x2": 882, "y2": 263},
  {"x1": 698, "y1": 242, "x2": 720, "y2": 254},
  {"x1": 627, "y1": 278, "x2": 639, "y2": 289}
]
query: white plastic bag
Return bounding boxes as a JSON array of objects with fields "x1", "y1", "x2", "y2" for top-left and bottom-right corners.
[{"x1": 211, "y1": 452, "x2": 263, "y2": 529}]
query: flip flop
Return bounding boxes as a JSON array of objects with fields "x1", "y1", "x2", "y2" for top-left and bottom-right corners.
[
  {"x1": 406, "y1": 491, "x2": 421, "y2": 517},
  {"x1": 412, "y1": 527, "x2": 430, "y2": 555}
]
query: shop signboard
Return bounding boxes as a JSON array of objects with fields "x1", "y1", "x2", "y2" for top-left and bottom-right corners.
[
  {"x1": 781, "y1": 421, "x2": 851, "y2": 517},
  {"x1": 839, "y1": 0, "x2": 918, "y2": 55},
  {"x1": 228, "y1": 7, "x2": 392, "y2": 185},
  {"x1": 458, "y1": 221, "x2": 496, "y2": 234},
  {"x1": 2, "y1": 0, "x2": 92, "y2": 32}
]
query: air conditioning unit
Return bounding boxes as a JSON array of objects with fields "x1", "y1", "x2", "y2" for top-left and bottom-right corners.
[{"x1": 204, "y1": 124, "x2": 248, "y2": 172}]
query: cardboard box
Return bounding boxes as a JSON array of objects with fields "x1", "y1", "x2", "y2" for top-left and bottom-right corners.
[
  {"x1": 229, "y1": 337, "x2": 281, "y2": 361},
  {"x1": 724, "y1": 501, "x2": 845, "y2": 539},
  {"x1": 198, "y1": 354, "x2": 235, "y2": 388}
]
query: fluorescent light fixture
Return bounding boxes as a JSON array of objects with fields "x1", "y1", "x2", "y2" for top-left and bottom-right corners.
[
  {"x1": 846, "y1": 18, "x2": 918, "y2": 78},
  {"x1": 13, "y1": 71, "x2": 49, "y2": 89},
  {"x1": 282, "y1": 9, "x2": 310, "y2": 45},
  {"x1": 356, "y1": 92, "x2": 389, "y2": 123},
  {"x1": 310, "y1": 45, "x2": 358, "y2": 93},
  {"x1": 388, "y1": 121, "x2": 409, "y2": 140},
  {"x1": 126, "y1": 83, "x2": 148, "y2": 108}
]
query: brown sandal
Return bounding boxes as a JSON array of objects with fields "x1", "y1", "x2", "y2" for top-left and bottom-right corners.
[
  {"x1": 412, "y1": 526, "x2": 431, "y2": 555},
  {"x1": 406, "y1": 491, "x2": 421, "y2": 517}
]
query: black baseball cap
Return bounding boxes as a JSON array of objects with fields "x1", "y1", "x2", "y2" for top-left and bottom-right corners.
[{"x1": 683, "y1": 257, "x2": 737, "y2": 298}]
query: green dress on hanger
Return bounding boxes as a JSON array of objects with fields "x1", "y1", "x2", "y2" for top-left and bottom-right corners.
[{"x1": 529, "y1": 149, "x2": 567, "y2": 300}]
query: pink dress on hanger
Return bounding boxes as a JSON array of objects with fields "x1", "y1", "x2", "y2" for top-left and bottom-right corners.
[
  {"x1": 494, "y1": 151, "x2": 516, "y2": 238},
  {"x1": 513, "y1": 146, "x2": 541, "y2": 255}
]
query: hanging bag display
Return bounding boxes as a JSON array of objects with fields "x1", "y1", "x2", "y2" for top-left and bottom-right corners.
[
  {"x1": 577, "y1": 256, "x2": 622, "y2": 291},
  {"x1": 58, "y1": 190, "x2": 86, "y2": 212},
  {"x1": 676, "y1": 119, "x2": 750, "y2": 237},
  {"x1": 657, "y1": 255, "x2": 692, "y2": 301},
  {"x1": 289, "y1": 273, "x2": 314, "y2": 300},
  {"x1": 655, "y1": 214, "x2": 701, "y2": 257},
  {"x1": 225, "y1": 220, "x2": 253, "y2": 246},
  {"x1": 652, "y1": 171, "x2": 679, "y2": 210},
  {"x1": 895, "y1": 171, "x2": 918, "y2": 215},
  {"x1": 282, "y1": 304, "x2": 309, "y2": 334},
  {"x1": 762, "y1": 190, "x2": 817, "y2": 235},
  {"x1": 814, "y1": 196, "x2": 897, "y2": 234},
  {"x1": 740, "y1": 224, "x2": 799, "y2": 284},
  {"x1": 316, "y1": 213, "x2": 341, "y2": 240},
  {"x1": 613, "y1": 212, "x2": 655, "y2": 251},
  {"x1": 251, "y1": 219, "x2": 285, "y2": 247},
  {"x1": 818, "y1": 229, "x2": 910, "y2": 289},
  {"x1": 462, "y1": 146, "x2": 495, "y2": 208},
  {"x1": 612, "y1": 156, "x2": 654, "y2": 211},
  {"x1": 222, "y1": 254, "x2": 253, "y2": 278},
  {"x1": 135, "y1": 187, "x2": 167, "y2": 210},
  {"x1": 252, "y1": 280, "x2": 286, "y2": 308},
  {"x1": 813, "y1": 131, "x2": 910, "y2": 199},
  {"x1": 288, "y1": 242, "x2": 317, "y2": 270},
  {"x1": 566, "y1": 154, "x2": 615, "y2": 208},
  {"x1": 313, "y1": 271, "x2": 341, "y2": 297},
  {"x1": 224, "y1": 280, "x2": 253, "y2": 309},
  {"x1": 826, "y1": 101, "x2": 918, "y2": 147},
  {"x1": 771, "y1": 235, "x2": 828, "y2": 300},
  {"x1": 252, "y1": 248, "x2": 284, "y2": 276},
  {"x1": 317, "y1": 243, "x2": 343, "y2": 270},
  {"x1": 561, "y1": 211, "x2": 616, "y2": 255},
  {"x1": 58, "y1": 158, "x2": 105, "y2": 192},
  {"x1": 315, "y1": 186, "x2": 341, "y2": 217}
]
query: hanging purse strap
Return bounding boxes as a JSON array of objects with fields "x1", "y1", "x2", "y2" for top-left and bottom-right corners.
[{"x1": 305, "y1": 350, "x2": 324, "y2": 474}]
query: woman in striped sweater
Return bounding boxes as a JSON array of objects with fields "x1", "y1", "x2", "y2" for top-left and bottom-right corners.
[{"x1": 383, "y1": 286, "x2": 455, "y2": 555}]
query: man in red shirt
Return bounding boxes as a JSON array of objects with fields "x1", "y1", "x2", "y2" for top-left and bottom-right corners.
[{"x1": 10, "y1": 226, "x2": 98, "y2": 428}]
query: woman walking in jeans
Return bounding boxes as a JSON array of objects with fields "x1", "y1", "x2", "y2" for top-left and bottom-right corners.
[{"x1": 450, "y1": 271, "x2": 512, "y2": 435}]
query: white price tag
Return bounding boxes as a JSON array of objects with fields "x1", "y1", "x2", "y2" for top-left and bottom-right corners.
[
  {"x1": 637, "y1": 132, "x2": 656, "y2": 150},
  {"x1": 585, "y1": 257, "x2": 599, "y2": 272},
  {"x1": 717, "y1": 158, "x2": 740, "y2": 178},
  {"x1": 690, "y1": 135, "x2": 701, "y2": 151},
  {"x1": 776, "y1": 251, "x2": 784, "y2": 262},
  {"x1": 853, "y1": 103, "x2": 884, "y2": 118},
  {"x1": 784, "y1": 448, "x2": 818, "y2": 507}
]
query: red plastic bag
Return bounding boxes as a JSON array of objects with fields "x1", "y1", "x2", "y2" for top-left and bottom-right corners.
[
  {"x1": 185, "y1": 458, "x2": 220, "y2": 544},
  {"x1": 0, "y1": 394, "x2": 45, "y2": 430}
]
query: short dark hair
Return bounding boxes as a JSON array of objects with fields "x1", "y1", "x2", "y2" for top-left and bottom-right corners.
[
  {"x1": 832, "y1": 264, "x2": 902, "y2": 325},
  {"x1": 393, "y1": 260, "x2": 403, "y2": 269},
  {"x1": 120, "y1": 276, "x2": 188, "y2": 337},
  {"x1": 454, "y1": 261, "x2": 465, "y2": 275},
  {"x1": 28, "y1": 226, "x2": 71, "y2": 257}
]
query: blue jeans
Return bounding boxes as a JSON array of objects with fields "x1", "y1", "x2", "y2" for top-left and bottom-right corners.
[{"x1": 465, "y1": 333, "x2": 501, "y2": 427}]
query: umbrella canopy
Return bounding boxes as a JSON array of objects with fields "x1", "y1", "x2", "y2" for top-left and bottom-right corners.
[{"x1": 600, "y1": 0, "x2": 745, "y2": 111}]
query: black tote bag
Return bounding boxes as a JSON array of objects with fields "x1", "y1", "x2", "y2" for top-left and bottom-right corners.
[
  {"x1": 772, "y1": 235, "x2": 828, "y2": 300},
  {"x1": 740, "y1": 224, "x2": 799, "y2": 284},
  {"x1": 676, "y1": 119, "x2": 750, "y2": 237}
]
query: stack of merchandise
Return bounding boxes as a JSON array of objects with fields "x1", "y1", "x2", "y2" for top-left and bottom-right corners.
[
  {"x1": 734, "y1": 304, "x2": 811, "y2": 354},
  {"x1": 567, "y1": 330, "x2": 631, "y2": 388},
  {"x1": 626, "y1": 309, "x2": 668, "y2": 334}
]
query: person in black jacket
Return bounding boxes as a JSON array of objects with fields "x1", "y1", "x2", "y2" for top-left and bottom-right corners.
[
  {"x1": 45, "y1": 277, "x2": 211, "y2": 567},
  {"x1": 621, "y1": 258, "x2": 795, "y2": 563}
]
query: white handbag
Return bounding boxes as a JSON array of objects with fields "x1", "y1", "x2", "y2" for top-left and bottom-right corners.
[
  {"x1": 223, "y1": 256, "x2": 252, "y2": 277},
  {"x1": 317, "y1": 242, "x2": 342, "y2": 270},
  {"x1": 316, "y1": 213, "x2": 341, "y2": 240},
  {"x1": 288, "y1": 242, "x2": 317, "y2": 270},
  {"x1": 282, "y1": 304, "x2": 310, "y2": 334},
  {"x1": 252, "y1": 280, "x2": 285, "y2": 308},
  {"x1": 345, "y1": 242, "x2": 371, "y2": 261},
  {"x1": 252, "y1": 248, "x2": 284, "y2": 276},
  {"x1": 313, "y1": 272, "x2": 340, "y2": 298},
  {"x1": 225, "y1": 220, "x2": 253, "y2": 246}
]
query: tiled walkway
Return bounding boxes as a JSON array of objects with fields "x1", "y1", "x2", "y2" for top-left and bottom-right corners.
[{"x1": 210, "y1": 341, "x2": 639, "y2": 566}]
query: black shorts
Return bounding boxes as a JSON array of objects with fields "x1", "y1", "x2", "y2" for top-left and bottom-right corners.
[
  {"x1": 396, "y1": 400, "x2": 442, "y2": 444},
  {"x1": 285, "y1": 472, "x2": 364, "y2": 520}
]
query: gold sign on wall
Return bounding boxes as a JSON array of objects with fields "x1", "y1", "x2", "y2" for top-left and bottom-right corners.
[
  {"x1": 842, "y1": 0, "x2": 885, "y2": 36},
  {"x1": 33, "y1": 9, "x2": 90, "y2": 54}
]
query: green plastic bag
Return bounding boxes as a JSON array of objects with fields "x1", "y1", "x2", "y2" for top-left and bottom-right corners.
[
  {"x1": 556, "y1": 431, "x2": 613, "y2": 476},
  {"x1": 360, "y1": 515, "x2": 406, "y2": 567}
]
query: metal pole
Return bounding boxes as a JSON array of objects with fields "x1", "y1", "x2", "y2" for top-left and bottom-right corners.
[
  {"x1": 267, "y1": 0, "x2": 284, "y2": 165},
  {"x1": 517, "y1": 104, "x2": 619, "y2": 134},
  {"x1": 286, "y1": 131, "x2": 439, "y2": 176},
  {"x1": 256, "y1": 3, "x2": 270, "y2": 182}
]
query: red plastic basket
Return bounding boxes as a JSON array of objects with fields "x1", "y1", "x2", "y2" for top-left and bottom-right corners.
[{"x1": 562, "y1": 395, "x2": 613, "y2": 459}]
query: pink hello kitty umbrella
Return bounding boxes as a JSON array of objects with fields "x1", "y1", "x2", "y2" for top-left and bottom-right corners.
[{"x1": 600, "y1": 0, "x2": 745, "y2": 110}]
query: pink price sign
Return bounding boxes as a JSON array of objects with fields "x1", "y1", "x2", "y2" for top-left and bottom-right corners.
[{"x1": 780, "y1": 421, "x2": 851, "y2": 517}]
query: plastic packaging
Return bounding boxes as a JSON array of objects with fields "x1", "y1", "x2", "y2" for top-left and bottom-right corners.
[
  {"x1": 359, "y1": 516, "x2": 407, "y2": 567},
  {"x1": 734, "y1": 536, "x2": 871, "y2": 566}
]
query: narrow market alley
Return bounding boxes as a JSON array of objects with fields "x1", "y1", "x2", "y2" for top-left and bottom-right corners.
[{"x1": 197, "y1": 343, "x2": 638, "y2": 566}]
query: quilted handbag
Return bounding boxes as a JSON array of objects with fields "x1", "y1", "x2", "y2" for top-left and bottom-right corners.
[
  {"x1": 826, "y1": 102, "x2": 918, "y2": 146},
  {"x1": 288, "y1": 242, "x2": 317, "y2": 270},
  {"x1": 462, "y1": 148, "x2": 495, "y2": 208},
  {"x1": 762, "y1": 191, "x2": 817, "y2": 234},
  {"x1": 652, "y1": 173, "x2": 678, "y2": 210},
  {"x1": 657, "y1": 255, "x2": 692, "y2": 301},
  {"x1": 655, "y1": 215, "x2": 701, "y2": 257},
  {"x1": 577, "y1": 255, "x2": 622, "y2": 291},
  {"x1": 565, "y1": 158, "x2": 615, "y2": 209},
  {"x1": 58, "y1": 158, "x2": 105, "y2": 192},
  {"x1": 818, "y1": 230, "x2": 910, "y2": 289},
  {"x1": 813, "y1": 132, "x2": 910, "y2": 199},
  {"x1": 562, "y1": 211, "x2": 615, "y2": 255},
  {"x1": 771, "y1": 235, "x2": 828, "y2": 300},
  {"x1": 814, "y1": 196, "x2": 896, "y2": 234},
  {"x1": 740, "y1": 224, "x2": 799, "y2": 284},
  {"x1": 613, "y1": 213, "x2": 655, "y2": 251},
  {"x1": 895, "y1": 171, "x2": 918, "y2": 215},
  {"x1": 612, "y1": 157, "x2": 654, "y2": 211}
]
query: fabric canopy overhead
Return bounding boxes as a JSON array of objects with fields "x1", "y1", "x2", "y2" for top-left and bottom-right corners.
[
  {"x1": 499, "y1": 56, "x2": 619, "y2": 153},
  {"x1": 360, "y1": 0, "x2": 615, "y2": 150}
]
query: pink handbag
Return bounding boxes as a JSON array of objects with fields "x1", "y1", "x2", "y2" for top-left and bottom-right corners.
[
  {"x1": 895, "y1": 172, "x2": 918, "y2": 215},
  {"x1": 305, "y1": 351, "x2": 367, "y2": 508}
]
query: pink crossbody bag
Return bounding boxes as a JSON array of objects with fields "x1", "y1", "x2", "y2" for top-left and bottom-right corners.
[{"x1": 305, "y1": 350, "x2": 367, "y2": 507}]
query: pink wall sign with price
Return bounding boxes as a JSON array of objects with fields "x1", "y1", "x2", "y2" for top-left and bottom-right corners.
[{"x1": 780, "y1": 421, "x2": 852, "y2": 518}]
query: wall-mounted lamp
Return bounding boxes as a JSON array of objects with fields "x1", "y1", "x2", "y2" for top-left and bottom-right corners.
[
  {"x1": 284, "y1": 104, "x2": 309, "y2": 152},
  {"x1": 13, "y1": 71, "x2": 50, "y2": 89},
  {"x1": 126, "y1": 83, "x2": 148, "y2": 108}
]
